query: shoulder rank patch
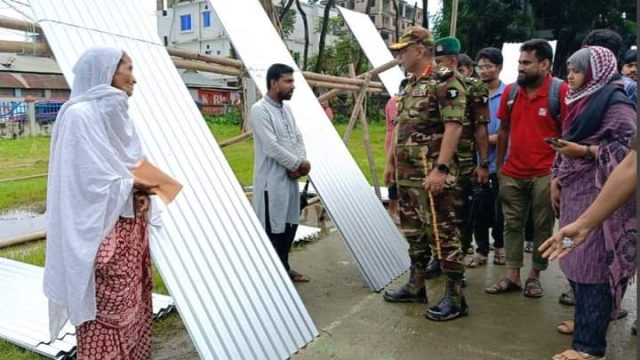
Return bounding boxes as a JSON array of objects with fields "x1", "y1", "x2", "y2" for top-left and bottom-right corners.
[{"x1": 446, "y1": 87, "x2": 460, "y2": 99}]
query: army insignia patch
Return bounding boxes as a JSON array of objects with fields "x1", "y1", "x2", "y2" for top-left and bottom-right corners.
[
  {"x1": 446, "y1": 87, "x2": 459, "y2": 99},
  {"x1": 411, "y1": 89, "x2": 427, "y2": 96},
  {"x1": 482, "y1": 95, "x2": 489, "y2": 104}
]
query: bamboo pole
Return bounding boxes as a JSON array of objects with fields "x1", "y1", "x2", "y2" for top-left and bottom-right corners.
[
  {"x1": 302, "y1": 71, "x2": 384, "y2": 89},
  {"x1": 318, "y1": 59, "x2": 400, "y2": 103},
  {"x1": 342, "y1": 76, "x2": 370, "y2": 144},
  {"x1": 0, "y1": 39, "x2": 51, "y2": 56},
  {"x1": 0, "y1": 173, "x2": 47, "y2": 183},
  {"x1": 0, "y1": 15, "x2": 42, "y2": 33},
  {"x1": 167, "y1": 47, "x2": 243, "y2": 68},
  {"x1": 358, "y1": 93, "x2": 381, "y2": 200},
  {"x1": 346, "y1": 64, "x2": 381, "y2": 199},
  {"x1": 0, "y1": 230, "x2": 45, "y2": 249},
  {"x1": 219, "y1": 131, "x2": 253, "y2": 148},
  {"x1": 450, "y1": 0, "x2": 459, "y2": 37},
  {"x1": 307, "y1": 79, "x2": 381, "y2": 92},
  {"x1": 172, "y1": 58, "x2": 242, "y2": 76}
]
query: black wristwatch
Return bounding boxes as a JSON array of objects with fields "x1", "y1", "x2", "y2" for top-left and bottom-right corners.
[
  {"x1": 480, "y1": 159, "x2": 490, "y2": 169},
  {"x1": 436, "y1": 163, "x2": 450, "y2": 174}
]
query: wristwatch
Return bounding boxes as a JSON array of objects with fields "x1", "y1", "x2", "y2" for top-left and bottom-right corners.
[
  {"x1": 436, "y1": 163, "x2": 450, "y2": 174},
  {"x1": 479, "y1": 159, "x2": 490, "y2": 169}
]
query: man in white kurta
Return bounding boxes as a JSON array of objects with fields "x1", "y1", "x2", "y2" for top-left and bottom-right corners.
[{"x1": 250, "y1": 63, "x2": 311, "y2": 282}]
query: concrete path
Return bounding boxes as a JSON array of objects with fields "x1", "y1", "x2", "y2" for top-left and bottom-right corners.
[{"x1": 151, "y1": 230, "x2": 637, "y2": 360}]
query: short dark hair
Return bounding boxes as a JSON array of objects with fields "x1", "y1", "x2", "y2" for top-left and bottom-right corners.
[
  {"x1": 582, "y1": 29, "x2": 623, "y2": 57},
  {"x1": 623, "y1": 49, "x2": 637, "y2": 65},
  {"x1": 520, "y1": 39, "x2": 554, "y2": 64},
  {"x1": 476, "y1": 47, "x2": 503, "y2": 66},
  {"x1": 266, "y1": 63, "x2": 294, "y2": 90},
  {"x1": 457, "y1": 53, "x2": 473, "y2": 68}
]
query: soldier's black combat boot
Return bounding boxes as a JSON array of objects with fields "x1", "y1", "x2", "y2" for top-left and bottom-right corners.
[
  {"x1": 424, "y1": 278, "x2": 469, "y2": 321},
  {"x1": 383, "y1": 266, "x2": 427, "y2": 303},
  {"x1": 424, "y1": 258, "x2": 442, "y2": 279}
]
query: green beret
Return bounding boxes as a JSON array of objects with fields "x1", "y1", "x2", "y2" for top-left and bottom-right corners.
[{"x1": 435, "y1": 36, "x2": 461, "y2": 56}]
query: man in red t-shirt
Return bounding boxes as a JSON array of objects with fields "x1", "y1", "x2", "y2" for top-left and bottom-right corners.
[{"x1": 485, "y1": 39, "x2": 568, "y2": 298}]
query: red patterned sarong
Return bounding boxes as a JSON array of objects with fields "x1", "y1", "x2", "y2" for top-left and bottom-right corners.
[{"x1": 77, "y1": 194, "x2": 153, "y2": 360}]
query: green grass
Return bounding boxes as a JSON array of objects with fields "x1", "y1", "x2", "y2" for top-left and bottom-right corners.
[
  {"x1": 209, "y1": 122, "x2": 387, "y2": 186},
  {"x1": 0, "y1": 121, "x2": 388, "y2": 358},
  {"x1": 0, "y1": 137, "x2": 50, "y2": 212},
  {"x1": 0, "y1": 123, "x2": 387, "y2": 212}
]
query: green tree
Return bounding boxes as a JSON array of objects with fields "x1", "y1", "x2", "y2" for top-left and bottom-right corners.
[
  {"x1": 277, "y1": 1, "x2": 297, "y2": 39},
  {"x1": 308, "y1": 33, "x2": 369, "y2": 76},
  {"x1": 528, "y1": 0, "x2": 636, "y2": 77},
  {"x1": 433, "y1": 0, "x2": 534, "y2": 60},
  {"x1": 314, "y1": 0, "x2": 337, "y2": 73},
  {"x1": 431, "y1": 0, "x2": 636, "y2": 77}
]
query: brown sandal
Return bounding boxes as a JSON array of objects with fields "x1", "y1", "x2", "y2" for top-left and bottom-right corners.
[
  {"x1": 485, "y1": 277, "x2": 522, "y2": 294},
  {"x1": 493, "y1": 248, "x2": 506, "y2": 265},
  {"x1": 552, "y1": 349, "x2": 605, "y2": 360},
  {"x1": 465, "y1": 253, "x2": 488, "y2": 268},
  {"x1": 523, "y1": 277, "x2": 544, "y2": 298},
  {"x1": 557, "y1": 319, "x2": 574, "y2": 335}
]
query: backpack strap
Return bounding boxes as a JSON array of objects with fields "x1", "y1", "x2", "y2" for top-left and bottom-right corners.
[
  {"x1": 506, "y1": 83, "x2": 519, "y2": 120},
  {"x1": 548, "y1": 77, "x2": 563, "y2": 125}
]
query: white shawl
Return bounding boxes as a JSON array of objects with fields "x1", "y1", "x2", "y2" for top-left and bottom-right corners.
[{"x1": 44, "y1": 47, "x2": 145, "y2": 340}]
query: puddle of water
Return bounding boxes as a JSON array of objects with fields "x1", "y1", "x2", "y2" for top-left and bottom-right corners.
[{"x1": 0, "y1": 209, "x2": 46, "y2": 240}]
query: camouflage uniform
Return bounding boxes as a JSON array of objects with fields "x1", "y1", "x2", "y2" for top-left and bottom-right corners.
[
  {"x1": 457, "y1": 76, "x2": 490, "y2": 252},
  {"x1": 394, "y1": 64, "x2": 467, "y2": 275}
]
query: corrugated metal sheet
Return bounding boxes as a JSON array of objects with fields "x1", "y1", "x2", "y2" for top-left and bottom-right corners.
[
  {"x1": 209, "y1": 0, "x2": 410, "y2": 291},
  {"x1": 0, "y1": 53, "x2": 62, "y2": 74},
  {"x1": 337, "y1": 6, "x2": 405, "y2": 95},
  {"x1": 0, "y1": 257, "x2": 174, "y2": 360},
  {"x1": 30, "y1": 1, "x2": 318, "y2": 359}
]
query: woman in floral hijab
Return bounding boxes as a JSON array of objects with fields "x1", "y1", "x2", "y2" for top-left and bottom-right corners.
[{"x1": 541, "y1": 46, "x2": 636, "y2": 360}]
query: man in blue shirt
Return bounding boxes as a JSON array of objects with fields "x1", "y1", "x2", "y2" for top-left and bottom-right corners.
[
  {"x1": 621, "y1": 49, "x2": 637, "y2": 103},
  {"x1": 465, "y1": 47, "x2": 506, "y2": 268}
]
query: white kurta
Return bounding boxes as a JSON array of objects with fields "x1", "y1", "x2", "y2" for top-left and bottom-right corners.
[{"x1": 249, "y1": 95, "x2": 307, "y2": 234}]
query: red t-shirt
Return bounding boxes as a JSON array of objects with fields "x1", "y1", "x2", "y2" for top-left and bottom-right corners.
[{"x1": 497, "y1": 75, "x2": 568, "y2": 179}]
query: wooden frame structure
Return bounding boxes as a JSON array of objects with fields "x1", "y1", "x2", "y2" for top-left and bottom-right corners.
[{"x1": 0, "y1": 15, "x2": 397, "y2": 199}]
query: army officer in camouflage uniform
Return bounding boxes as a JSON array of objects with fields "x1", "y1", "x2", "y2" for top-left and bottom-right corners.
[
  {"x1": 434, "y1": 36, "x2": 491, "y2": 263},
  {"x1": 382, "y1": 26, "x2": 469, "y2": 321}
]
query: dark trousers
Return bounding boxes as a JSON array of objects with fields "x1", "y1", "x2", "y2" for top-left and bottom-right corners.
[
  {"x1": 264, "y1": 192, "x2": 298, "y2": 272},
  {"x1": 473, "y1": 174, "x2": 504, "y2": 256},
  {"x1": 570, "y1": 281, "x2": 612, "y2": 357},
  {"x1": 524, "y1": 206, "x2": 533, "y2": 243},
  {"x1": 460, "y1": 178, "x2": 474, "y2": 253}
]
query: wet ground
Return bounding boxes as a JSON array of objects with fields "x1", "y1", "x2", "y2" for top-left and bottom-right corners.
[{"x1": 150, "y1": 230, "x2": 637, "y2": 360}]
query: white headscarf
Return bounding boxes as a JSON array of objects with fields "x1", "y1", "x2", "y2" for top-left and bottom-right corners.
[{"x1": 44, "y1": 46, "x2": 145, "y2": 340}]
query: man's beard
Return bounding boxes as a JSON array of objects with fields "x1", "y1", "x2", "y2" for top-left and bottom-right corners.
[
  {"x1": 280, "y1": 90, "x2": 293, "y2": 100},
  {"x1": 516, "y1": 72, "x2": 540, "y2": 86}
]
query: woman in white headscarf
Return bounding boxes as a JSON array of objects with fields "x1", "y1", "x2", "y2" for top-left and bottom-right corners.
[{"x1": 44, "y1": 46, "x2": 154, "y2": 359}]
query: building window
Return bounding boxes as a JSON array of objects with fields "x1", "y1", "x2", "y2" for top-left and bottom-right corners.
[
  {"x1": 202, "y1": 11, "x2": 212, "y2": 28},
  {"x1": 180, "y1": 14, "x2": 192, "y2": 32}
]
